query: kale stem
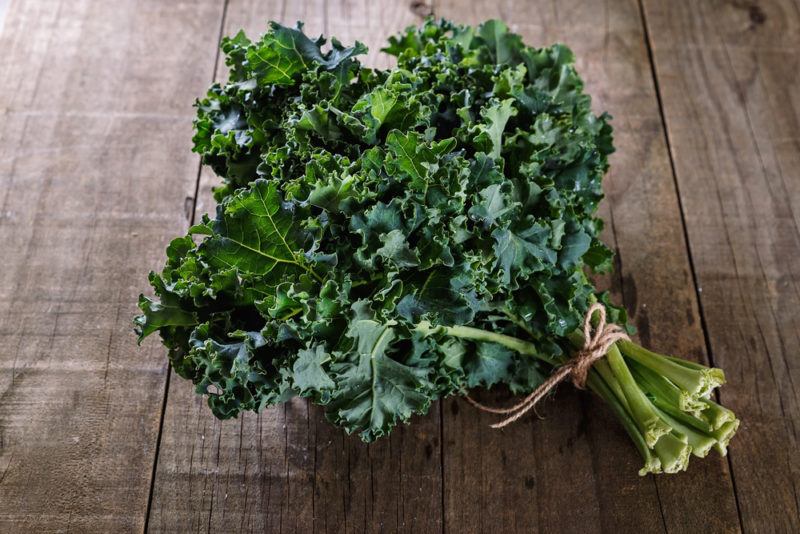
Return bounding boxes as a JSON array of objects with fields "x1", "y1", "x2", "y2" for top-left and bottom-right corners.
[
  {"x1": 585, "y1": 370, "x2": 661, "y2": 475},
  {"x1": 698, "y1": 399, "x2": 736, "y2": 430},
  {"x1": 501, "y1": 310, "x2": 537, "y2": 339},
  {"x1": 617, "y1": 340, "x2": 725, "y2": 399},
  {"x1": 654, "y1": 407, "x2": 715, "y2": 458},
  {"x1": 414, "y1": 321, "x2": 560, "y2": 366},
  {"x1": 651, "y1": 397, "x2": 712, "y2": 433},
  {"x1": 710, "y1": 420, "x2": 740, "y2": 456},
  {"x1": 592, "y1": 359, "x2": 631, "y2": 411},
  {"x1": 652, "y1": 432, "x2": 691, "y2": 473},
  {"x1": 605, "y1": 345, "x2": 672, "y2": 447},
  {"x1": 627, "y1": 359, "x2": 706, "y2": 416}
]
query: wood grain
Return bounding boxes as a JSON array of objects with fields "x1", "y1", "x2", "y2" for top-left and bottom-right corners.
[
  {"x1": 146, "y1": 2, "x2": 441, "y2": 532},
  {"x1": 0, "y1": 0, "x2": 225, "y2": 532},
  {"x1": 642, "y1": 0, "x2": 800, "y2": 530},
  {"x1": 434, "y1": 0, "x2": 741, "y2": 532}
]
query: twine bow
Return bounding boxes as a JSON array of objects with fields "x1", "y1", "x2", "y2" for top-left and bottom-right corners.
[{"x1": 466, "y1": 303, "x2": 630, "y2": 429}]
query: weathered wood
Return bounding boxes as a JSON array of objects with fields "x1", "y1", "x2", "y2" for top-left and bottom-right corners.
[
  {"x1": 642, "y1": 0, "x2": 800, "y2": 530},
  {"x1": 147, "y1": 2, "x2": 441, "y2": 532},
  {"x1": 0, "y1": 0, "x2": 225, "y2": 532},
  {"x1": 435, "y1": 0, "x2": 741, "y2": 532}
]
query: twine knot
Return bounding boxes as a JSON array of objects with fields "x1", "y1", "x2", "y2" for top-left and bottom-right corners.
[{"x1": 465, "y1": 303, "x2": 629, "y2": 429}]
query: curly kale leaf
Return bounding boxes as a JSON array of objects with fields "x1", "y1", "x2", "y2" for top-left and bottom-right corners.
[
  {"x1": 326, "y1": 319, "x2": 435, "y2": 441},
  {"x1": 197, "y1": 179, "x2": 324, "y2": 287},
  {"x1": 245, "y1": 22, "x2": 367, "y2": 86}
]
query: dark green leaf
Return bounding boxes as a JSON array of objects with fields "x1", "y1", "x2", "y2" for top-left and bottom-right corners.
[{"x1": 326, "y1": 320, "x2": 433, "y2": 440}]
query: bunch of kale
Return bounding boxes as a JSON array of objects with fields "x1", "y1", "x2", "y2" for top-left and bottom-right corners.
[{"x1": 137, "y1": 19, "x2": 736, "y2": 473}]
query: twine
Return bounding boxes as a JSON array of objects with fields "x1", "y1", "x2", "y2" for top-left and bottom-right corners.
[{"x1": 466, "y1": 303, "x2": 629, "y2": 429}]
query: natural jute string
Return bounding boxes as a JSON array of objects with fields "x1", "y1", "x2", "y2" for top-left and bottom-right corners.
[{"x1": 465, "y1": 303, "x2": 629, "y2": 429}]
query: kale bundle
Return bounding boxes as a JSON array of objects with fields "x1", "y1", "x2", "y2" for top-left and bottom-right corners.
[{"x1": 136, "y1": 19, "x2": 737, "y2": 474}]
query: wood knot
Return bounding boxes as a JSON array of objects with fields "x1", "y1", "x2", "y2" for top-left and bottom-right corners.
[
  {"x1": 748, "y1": 4, "x2": 766, "y2": 26},
  {"x1": 409, "y1": 1, "x2": 433, "y2": 17}
]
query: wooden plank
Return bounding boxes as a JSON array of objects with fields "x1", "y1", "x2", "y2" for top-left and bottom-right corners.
[
  {"x1": 435, "y1": 0, "x2": 741, "y2": 532},
  {"x1": 642, "y1": 0, "x2": 800, "y2": 530},
  {"x1": 0, "y1": 0, "x2": 225, "y2": 532},
  {"x1": 146, "y1": 2, "x2": 440, "y2": 532}
]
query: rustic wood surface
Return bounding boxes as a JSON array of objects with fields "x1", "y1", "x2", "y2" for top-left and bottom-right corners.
[{"x1": 0, "y1": 0, "x2": 797, "y2": 532}]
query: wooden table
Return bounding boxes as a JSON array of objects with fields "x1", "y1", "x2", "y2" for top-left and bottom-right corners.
[{"x1": 1, "y1": 0, "x2": 798, "y2": 532}]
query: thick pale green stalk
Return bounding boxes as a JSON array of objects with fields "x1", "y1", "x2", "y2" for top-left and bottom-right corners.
[
  {"x1": 606, "y1": 345, "x2": 671, "y2": 447},
  {"x1": 651, "y1": 397, "x2": 713, "y2": 433},
  {"x1": 629, "y1": 361, "x2": 706, "y2": 416},
  {"x1": 710, "y1": 420, "x2": 740, "y2": 455},
  {"x1": 592, "y1": 359, "x2": 631, "y2": 412},
  {"x1": 655, "y1": 407, "x2": 715, "y2": 458},
  {"x1": 618, "y1": 340, "x2": 724, "y2": 399},
  {"x1": 586, "y1": 371, "x2": 661, "y2": 475},
  {"x1": 699, "y1": 399, "x2": 737, "y2": 430},
  {"x1": 414, "y1": 321, "x2": 559, "y2": 366},
  {"x1": 653, "y1": 432, "x2": 691, "y2": 473}
]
